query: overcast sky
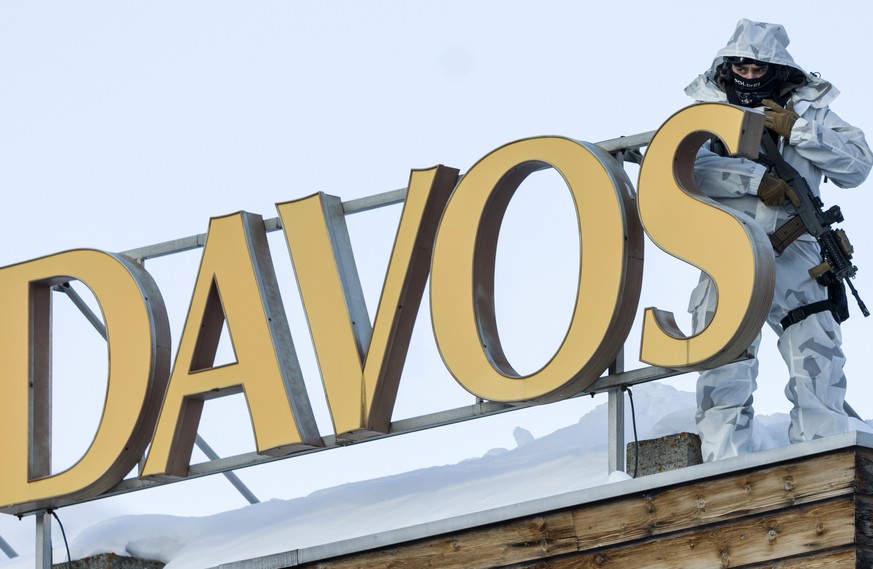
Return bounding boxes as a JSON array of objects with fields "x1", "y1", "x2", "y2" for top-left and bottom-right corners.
[{"x1": 2, "y1": 0, "x2": 873, "y2": 560}]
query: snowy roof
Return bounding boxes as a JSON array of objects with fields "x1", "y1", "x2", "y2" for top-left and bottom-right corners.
[{"x1": 3, "y1": 382, "x2": 871, "y2": 569}]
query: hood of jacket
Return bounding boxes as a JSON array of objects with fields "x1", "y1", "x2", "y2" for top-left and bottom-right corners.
[{"x1": 685, "y1": 18, "x2": 837, "y2": 107}]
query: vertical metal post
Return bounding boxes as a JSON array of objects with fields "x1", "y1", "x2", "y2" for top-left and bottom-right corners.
[
  {"x1": 604, "y1": 148, "x2": 636, "y2": 476},
  {"x1": 607, "y1": 349, "x2": 625, "y2": 474},
  {"x1": 35, "y1": 511, "x2": 52, "y2": 569}
]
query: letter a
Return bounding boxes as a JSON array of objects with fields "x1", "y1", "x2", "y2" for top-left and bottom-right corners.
[{"x1": 141, "y1": 212, "x2": 321, "y2": 479}]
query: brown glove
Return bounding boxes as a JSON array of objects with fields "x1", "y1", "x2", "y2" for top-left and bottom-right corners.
[
  {"x1": 758, "y1": 173, "x2": 800, "y2": 207},
  {"x1": 762, "y1": 99, "x2": 799, "y2": 139}
]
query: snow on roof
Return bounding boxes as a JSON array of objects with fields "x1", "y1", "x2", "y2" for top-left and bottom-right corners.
[{"x1": 3, "y1": 382, "x2": 871, "y2": 569}]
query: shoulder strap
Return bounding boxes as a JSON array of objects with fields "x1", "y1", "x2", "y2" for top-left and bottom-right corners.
[{"x1": 757, "y1": 133, "x2": 783, "y2": 169}]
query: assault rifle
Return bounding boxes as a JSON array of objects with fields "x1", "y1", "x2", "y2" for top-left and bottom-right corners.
[{"x1": 761, "y1": 136, "x2": 869, "y2": 319}]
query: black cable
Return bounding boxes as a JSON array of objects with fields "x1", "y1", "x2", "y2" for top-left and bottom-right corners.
[
  {"x1": 48, "y1": 509, "x2": 73, "y2": 569},
  {"x1": 622, "y1": 386, "x2": 640, "y2": 478}
]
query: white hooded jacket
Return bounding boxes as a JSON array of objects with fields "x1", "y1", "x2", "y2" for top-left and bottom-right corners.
[{"x1": 684, "y1": 18, "x2": 873, "y2": 235}]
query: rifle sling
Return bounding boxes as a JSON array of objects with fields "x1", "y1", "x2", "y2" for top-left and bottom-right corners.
[
  {"x1": 757, "y1": 135, "x2": 807, "y2": 253},
  {"x1": 759, "y1": 134, "x2": 847, "y2": 329}
]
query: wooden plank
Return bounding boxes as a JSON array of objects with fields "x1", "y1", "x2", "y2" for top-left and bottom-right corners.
[
  {"x1": 532, "y1": 498, "x2": 855, "y2": 569},
  {"x1": 300, "y1": 457, "x2": 857, "y2": 569},
  {"x1": 510, "y1": 546, "x2": 865, "y2": 568},
  {"x1": 301, "y1": 511, "x2": 579, "y2": 569},
  {"x1": 298, "y1": 450, "x2": 868, "y2": 569},
  {"x1": 509, "y1": 546, "x2": 865, "y2": 568},
  {"x1": 573, "y1": 451, "x2": 856, "y2": 550},
  {"x1": 855, "y1": 448, "x2": 873, "y2": 497},
  {"x1": 739, "y1": 545, "x2": 859, "y2": 568}
]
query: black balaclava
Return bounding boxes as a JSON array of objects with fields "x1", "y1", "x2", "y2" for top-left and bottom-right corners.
[{"x1": 723, "y1": 57, "x2": 783, "y2": 107}]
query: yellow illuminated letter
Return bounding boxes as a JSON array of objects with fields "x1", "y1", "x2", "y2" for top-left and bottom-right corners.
[
  {"x1": 431, "y1": 137, "x2": 643, "y2": 402},
  {"x1": 637, "y1": 103, "x2": 774, "y2": 368},
  {"x1": 0, "y1": 250, "x2": 170, "y2": 514},
  {"x1": 141, "y1": 212, "x2": 321, "y2": 479},
  {"x1": 277, "y1": 165, "x2": 459, "y2": 436}
]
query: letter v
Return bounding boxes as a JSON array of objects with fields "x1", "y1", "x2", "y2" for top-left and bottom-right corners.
[{"x1": 277, "y1": 165, "x2": 459, "y2": 437}]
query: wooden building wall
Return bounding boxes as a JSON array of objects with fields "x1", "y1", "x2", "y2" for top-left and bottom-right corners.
[{"x1": 294, "y1": 446, "x2": 873, "y2": 568}]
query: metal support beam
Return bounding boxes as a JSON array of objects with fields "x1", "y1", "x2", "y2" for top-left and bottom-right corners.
[
  {"x1": 195, "y1": 436, "x2": 260, "y2": 505},
  {"x1": 118, "y1": 132, "x2": 657, "y2": 263},
  {"x1": 35, "y1": 511, "x2": 51, "y2": 569},
  {"x1": 54, "y1": 282, "x2": 106, "y2": 340},
  {"x1": 0, "y1": 533, "x2": 18, "y2": 559},
  {"x1": 5, "y1": 362, "x2": 695, "y2": 516},
  {"x1": 607, "y1": 349, "x2": 625, "y2": 474},
  {"x1": 607, "y1": 392, "x2": 625, "y2": 474}
]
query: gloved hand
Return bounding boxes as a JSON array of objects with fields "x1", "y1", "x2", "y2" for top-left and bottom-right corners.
[
  {"x1": 762, "y1": 99, "x2": 799, "y2": 139},
  {"x1": 758, "y1": 173, "x2": 800, "y2": 207}
]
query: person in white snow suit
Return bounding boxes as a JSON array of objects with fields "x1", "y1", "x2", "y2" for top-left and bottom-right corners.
[{"x1": 684, "y1": 18, "x2": 873, "y2": 461}]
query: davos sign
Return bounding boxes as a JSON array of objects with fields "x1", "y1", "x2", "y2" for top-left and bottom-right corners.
[{"x1": 0, "y1": 103, "x2": 774, "y2": 513}]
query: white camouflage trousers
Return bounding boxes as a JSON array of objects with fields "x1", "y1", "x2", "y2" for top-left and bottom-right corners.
[{"x1": 690, "y1": 238, "x2": 849, "y2": 462}]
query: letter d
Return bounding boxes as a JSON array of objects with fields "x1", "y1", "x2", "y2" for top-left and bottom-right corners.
[{"x1": 0, "y1": 250, "x2": 170, "y2": 514}]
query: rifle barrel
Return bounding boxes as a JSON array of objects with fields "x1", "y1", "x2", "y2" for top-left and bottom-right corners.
[{"x1": 847, "y1": 279, "x2": 870, "y2": 317}]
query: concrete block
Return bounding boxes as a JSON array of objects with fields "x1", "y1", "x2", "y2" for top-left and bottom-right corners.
[{"x1": 626, "y1": 432, "x2": 702, "y2": 477}]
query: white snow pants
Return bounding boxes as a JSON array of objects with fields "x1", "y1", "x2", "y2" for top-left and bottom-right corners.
[{"x1": 690, "y1": 238, "x2": 849, "y2": 462}]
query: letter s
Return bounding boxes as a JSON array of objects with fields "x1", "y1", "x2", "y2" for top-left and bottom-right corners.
[{"x1": 637, "y1": 103, "x2": 774, "y2": 368}]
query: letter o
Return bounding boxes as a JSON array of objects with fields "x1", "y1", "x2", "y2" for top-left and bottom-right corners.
[{"x1": 430, "y1": 137, "x2": 643, "y2": 403}]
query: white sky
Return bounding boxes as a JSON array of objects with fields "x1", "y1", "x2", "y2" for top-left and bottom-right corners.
[{"x1": 2, "y1": 0, "x2": 873, "y2": 561}]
